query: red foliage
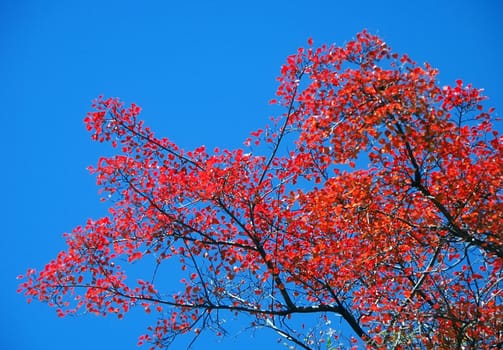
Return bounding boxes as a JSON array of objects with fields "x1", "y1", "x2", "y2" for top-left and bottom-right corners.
[{"x1": 19, "y1": 31, "x2": 502, "y2": 349}]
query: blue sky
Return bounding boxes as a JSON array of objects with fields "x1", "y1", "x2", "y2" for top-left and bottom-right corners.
[{"x1": 2, "y1": 1, "x2": 501, "y2": 349}]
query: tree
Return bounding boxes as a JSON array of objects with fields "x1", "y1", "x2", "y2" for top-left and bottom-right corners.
[{"x1": 19, "y1": 31, "x2": 502, "y2": 349}]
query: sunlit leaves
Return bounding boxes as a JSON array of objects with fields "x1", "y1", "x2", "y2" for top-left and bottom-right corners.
[{"x1": 19, "y1": 31, "x2": 502, "y2": 349}]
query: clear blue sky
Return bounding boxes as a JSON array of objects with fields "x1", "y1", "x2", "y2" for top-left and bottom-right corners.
[{"x1": 2, "y1": 1, "x2": 501, "y2": 349}]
